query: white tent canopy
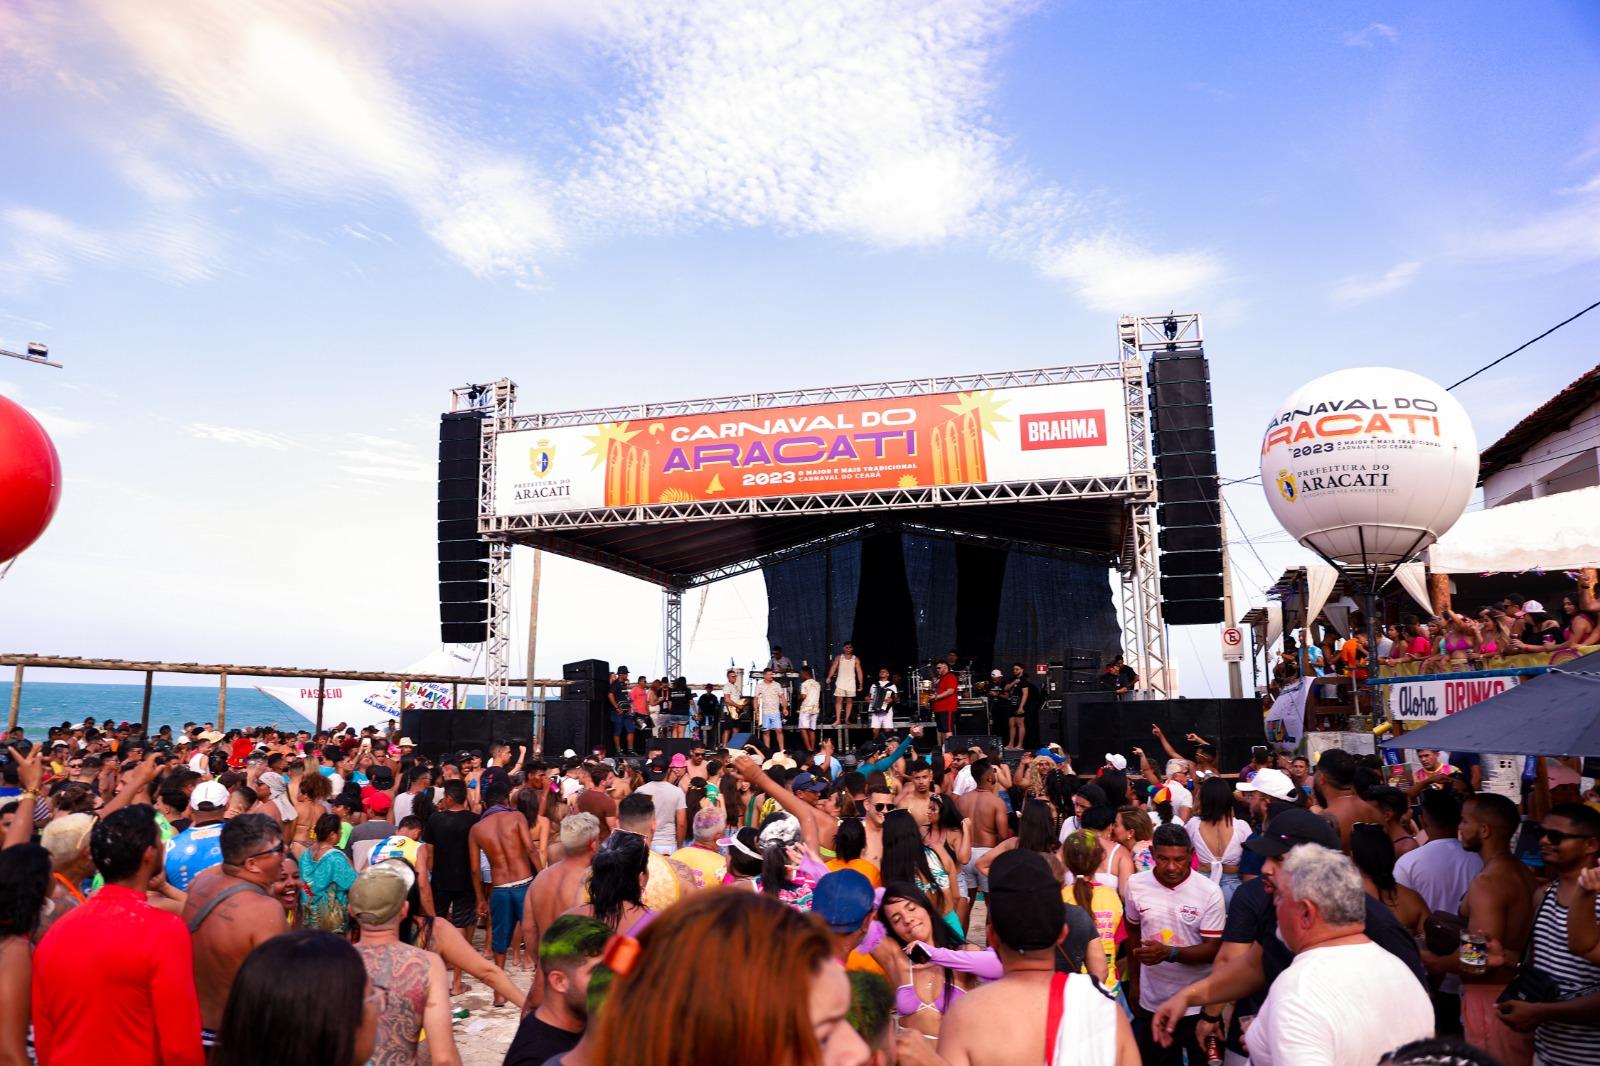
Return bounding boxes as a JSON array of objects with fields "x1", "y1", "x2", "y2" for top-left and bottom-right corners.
[{"x1": 1427, "y1": 485, "x2": 1600, "y2": 574}]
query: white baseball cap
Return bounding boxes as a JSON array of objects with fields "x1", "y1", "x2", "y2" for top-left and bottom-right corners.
[
  {"x1": 1104, "y1": 753, "x2": 1127, "y2": 771},
  {"x1": 190, "y1": 780, "x2": 230, "y2": 811},
  {"x1": 1236, "y1": 767, "x2": 1297, "y2": 803}
]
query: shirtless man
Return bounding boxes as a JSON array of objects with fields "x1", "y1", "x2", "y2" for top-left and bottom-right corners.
[
  {"x1": 1313, "y1": 748, "x2": 1383, "y2": 852},
  {"x1": 958, "y1": 759, "x2": 1013, "y2": 926},
  {"x1": 1419, "y1": 793, "x2": 1537, "y2": 1062},
  {"x1": 938, "y1": 850, "x2": 1137, "y2": 1065},
  {"x1": 469, "y1": 781, "x2": 536, "y2": 998},
  {"x1": 896, "y1": 761, "x2": 935, "y2": 831},
  {"x1": 520, "y1": 812, "x2": 601, "y2": 1014},
  {"x1": 863, "y1": 778, "x2": 893, "y2": 866},
  {"x1": 183, "y1": 814, "x2": 288, "y2": 1052}
]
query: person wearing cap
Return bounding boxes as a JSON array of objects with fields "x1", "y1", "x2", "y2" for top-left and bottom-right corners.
[
  {"x1": 39, "y1": 813, "x2": 96, "y2": 931},
  {"x1": 348, "y1": 860, "x2": 460, "y2": 1066},
  {"x1": 634, "y1": 756, "x2": 689, "y2": 854},
  {"x1": 187, "y1": 731, "x2": 221, "y2": 776},
  {"x1": 671, "y1": 806, "x2": 729, "y2": 886},
  {"x1": 1151, "y1": 808, "x2": 1427, "y2": 1061},
  {"x1": 347, "y1": 790, "x2": 398, "y2": 870},
  {"x1": 607, "y1": 666, "x2": 636, "y2": 757},
  {"x1": 165, "y1": 780, "x2": 232, "y2": 891},
  {"x1": 1121, "y1": 822, "x2": 1225, "y2": 1062},
  {"x1": 813, "y1": 868, "x2": 881, "y2": 974},
  {"x1": 1235, "y1": 766, "x2": 1300, "y2": 825},
  {"x1": 937, "y1": 849, "x2": 1134, "y2": 1064}
]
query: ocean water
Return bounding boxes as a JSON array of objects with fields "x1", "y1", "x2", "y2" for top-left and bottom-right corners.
[{"x1": 1, "y1": 681, "x2": 485, "y2": 739}]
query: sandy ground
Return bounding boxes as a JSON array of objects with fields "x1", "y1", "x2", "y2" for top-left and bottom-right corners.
[{"x1": 448, "y1": 954, "x2": 536, "y2": 1066}]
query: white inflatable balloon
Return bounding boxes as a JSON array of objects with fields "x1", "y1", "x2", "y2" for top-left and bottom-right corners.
[{"x1": 1259, "y1": 368, "x2": 1478, "y2": 567}]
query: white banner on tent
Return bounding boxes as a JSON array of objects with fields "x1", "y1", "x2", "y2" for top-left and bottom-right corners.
[
  {"x1": 1265, "y1": 677, "x2": 1311, "y2": 752},
  {"x1": 1387, "y1": 674, "x2": 1520, "y2": 722}
]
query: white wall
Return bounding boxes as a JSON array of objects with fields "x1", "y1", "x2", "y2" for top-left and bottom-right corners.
[{"x1": 1482, "y1": 395, "x2": 1600, "y2": 508}]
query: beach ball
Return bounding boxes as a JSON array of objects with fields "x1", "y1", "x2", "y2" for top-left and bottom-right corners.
[{"x1": 0, "y1": 394, "x2": 62, "y2": 562}]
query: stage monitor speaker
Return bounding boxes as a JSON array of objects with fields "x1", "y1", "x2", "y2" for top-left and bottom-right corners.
[
  {"x1": 726, "y1": 732, "x2": 754, "y2": 751},
  {"x1": 451, "y1": 713, "x2": 492, "y2": 753},
  {"x1": 563, "y1": 659, "x2": 610, "y2": 681},
  {"x1": 492, "y1": 711, "x2": 533, "y2": 751},
  {"x1": 945, "y1": 735, "x2": 1002, "y2": 756},
  {"x1": 562, "y1": 678, "x2": 596, "y2": 702},
  {"x1": 1160, "y1": 550, "x2": 1224, "y2": 577},
  {"x1": 543, "y1": 701, "x2": 603, "y2": 758}
]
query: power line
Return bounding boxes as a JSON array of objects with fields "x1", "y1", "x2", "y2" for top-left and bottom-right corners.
[{"x1": 1447, "y1": 297, "x2": 1600, "y2": 391}]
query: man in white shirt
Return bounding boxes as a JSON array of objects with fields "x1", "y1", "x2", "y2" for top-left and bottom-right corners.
[
  {"x1": 796, "y1": 666, "x2": 822, "y2": 751},
  {"x1": 1247, "y1": 844, "x2": 1433, "y2": 1065},
  {"x1": 1124, "y1": 822, "x2": 1225, "y2": 1064},
  {"x1": 1162, "y1": 760, "x2": 1194, "y2": 822},
  {"x1": 187, "y1": 730, "x2": 222, "y2": 776},
  {"x1": 865, "y1": 668, "x2": 897, "y2": 739},
  {"x1": 950, "y1": 742, "x2": 988, "y2": 797},
  {"x1": 754, "y1": 668, "x2": 788, "y2": 751},
  {"x1": 1395, "y1": 788, "x2": 1483, "y2": 1015}
]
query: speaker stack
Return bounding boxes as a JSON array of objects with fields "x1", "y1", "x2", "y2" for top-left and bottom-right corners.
[
  {"x1": 438, "y1": 412, "x2": 489, "y2": 644},
  {"x1": 396, "y1": 708, "x2": 533, "y2": 761},
  {"x1": 1045, "y1": 649, "x2": 1102, "y2": 697},
  {"x1": 549, "y1": 659, "x2": 612, "y2": 757},
  {"x1": 1070, "y1": 698, "x2": 1264, "y2": 773},
  {"x1": 1149, "y1": 351, "x2": 1225, "y2": 625}
]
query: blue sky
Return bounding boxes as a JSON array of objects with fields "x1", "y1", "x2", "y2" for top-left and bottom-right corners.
[{"x1": 2, "y1": 1, "x2": 1598, "y2": 698}]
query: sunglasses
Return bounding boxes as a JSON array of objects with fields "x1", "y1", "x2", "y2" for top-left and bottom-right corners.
[
  {"x1": 872, "y1": 802, "x2": 894, "y2": 813},
  {"x1": 1536, "y1": 827, "x2": 1597, "y2": 846},
  {"x1": 245, "y1": 843, "x2": 287, "y2": 861}
]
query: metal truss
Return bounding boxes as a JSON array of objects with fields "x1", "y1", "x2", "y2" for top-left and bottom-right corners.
[
  {"x1": 1115, "y1": 317, "x2": 1169, "y2": 697},
  {"x1": 507, "y1": 362, "x2": 1127, "y2": 431},
  {"x1": 484, "y1": 474, "x2": 1147, "y2": 536},
  {"x1": 663, "y1": 588, "x2": 683, "y2": 679},
  {"x1": 1119, "y1": 312, "x2": 1203, "y2": 353},
  {"x1": 468, "y1": 379, "x2": 518, "y2": 711}
]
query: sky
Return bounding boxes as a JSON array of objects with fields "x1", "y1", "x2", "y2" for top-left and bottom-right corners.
[{"x1": 2, "y1": 1, "x2": 1599, "y2": 700}]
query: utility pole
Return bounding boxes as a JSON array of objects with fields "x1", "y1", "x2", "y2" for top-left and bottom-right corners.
[{"x1": 1218, "y1": 508, "x2": 1245, "y2": 699}]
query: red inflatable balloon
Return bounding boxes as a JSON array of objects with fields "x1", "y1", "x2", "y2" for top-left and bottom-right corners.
[{"x1": 0, "y1": 394, "x2": 62, "y2": 562}]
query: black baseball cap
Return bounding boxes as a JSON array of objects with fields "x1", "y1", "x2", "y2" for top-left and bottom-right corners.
[
  {"x1": 1244, "y1": 808, "x2": 1339, "y2": 858},
  {"x1": 987, "y1": 850, "x2": 1065, "y2": 951}
]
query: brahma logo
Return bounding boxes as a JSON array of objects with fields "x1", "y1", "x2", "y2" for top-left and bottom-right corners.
[
  {"x1": 528, "y1": 440, "x2": 556, "y2": 478},
  {"x1": 1019, "y1": 409, "x2": 1106, "y2": 451},
  {"x1": 1276, "y1": 469, "x2": 1297, "y2": 502}
]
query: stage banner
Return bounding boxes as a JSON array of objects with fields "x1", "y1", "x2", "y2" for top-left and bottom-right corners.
[
  {"x1": 1386, "y1": 674, "x2": 1519, "y2": 723},
  {"x1": 1264, "y1": 677, "x2": 1310, "y2": 753},
  {"x1": 493, "y1": 379, "x2": 1128, "y2": 514}
]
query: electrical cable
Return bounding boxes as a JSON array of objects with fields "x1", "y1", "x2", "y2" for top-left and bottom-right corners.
[{"x1": 1447, "y1": 298, "x2": 1600, "y2": 391}]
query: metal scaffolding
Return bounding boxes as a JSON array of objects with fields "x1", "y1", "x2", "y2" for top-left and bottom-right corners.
[{"x1": 663, "y1": 588, "x2": 684, "y2": 680}]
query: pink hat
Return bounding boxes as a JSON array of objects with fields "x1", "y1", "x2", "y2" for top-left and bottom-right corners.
[{"x1": 669, "y1": 753, "x2": 688, "y2": 768}]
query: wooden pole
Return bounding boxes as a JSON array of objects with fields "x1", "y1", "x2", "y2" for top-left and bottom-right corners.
[
  {"x1": 1428, "y1": 572, "x2": 1452, "y2": 616},
  {"x1": 140, "y1": 670, "x2": 153, "y2": 734},
  {"x1": 217, "y1": 671, "x2": 228, "y2": 729},
  {"x1": 452, "y1": 683, "x2": 460, "y2": 711},
  {"x1": 315, "y1": 676, "x2": 326, "y2": 734},
  {"x1": 6, "y1": 664, "x2": 21, "y2": 732}
]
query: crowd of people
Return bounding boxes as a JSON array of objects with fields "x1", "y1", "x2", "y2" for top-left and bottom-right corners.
[{"x1": 1, "y1": 712, "x2": 1598, "y2": 1065}]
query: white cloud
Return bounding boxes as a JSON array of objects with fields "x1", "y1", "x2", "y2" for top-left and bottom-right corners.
[
  {"x1": 186, "y1": 423, "x2": 296, "y2": 450},
  {"x1": 335, "y1": 435, "x2": 432, "y2": 483},
  {"x1": 1328, "y1": 259, "x2": 1421, "y2": 305},
  {"x1": 34, "y1": 411, "x2": 90, "y2": 437},
  {"x1": 0, "y1": 206, "x2": 219, "y2": 294},
  {"x1": 1343, "y1": 23, "x2": 1399, "y2": 48},
  {"x1": 1452, "y1": 181, "x2": 1600, "y2": 265},
  {"x1": 1037, "y1": 233, "x2": 1224, "y2": 313}
]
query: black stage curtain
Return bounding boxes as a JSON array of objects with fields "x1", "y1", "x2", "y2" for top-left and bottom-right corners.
[
  {"x1": 992, "y1": 553, "x2": 1121, "y2": 669},
  {"x1": 850, "y1": 531, "x2": 919, "y2": 679},
  {"x1": 902, "y1": 532, "x2": 958, "y2": 667},
  {"x1": 955, "y1": 541, "x2": 1008, "y2": 674},
  {"x1": 763, "y1": 541, "x2": 863, "y2": 673}
]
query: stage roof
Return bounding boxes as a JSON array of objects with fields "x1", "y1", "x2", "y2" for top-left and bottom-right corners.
[{"x1": 507, "y1": 484, "x2": 1137, "y2": 588}]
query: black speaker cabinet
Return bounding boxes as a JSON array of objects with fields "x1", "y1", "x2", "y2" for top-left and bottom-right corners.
[{"x1": 450, "y1": 713, "x2": 492, "y2": 754}]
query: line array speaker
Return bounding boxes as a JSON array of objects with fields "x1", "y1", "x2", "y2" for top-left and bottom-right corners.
[
  {"x1": 438, "y1": 411, "x2": 489, "y2": 644},
  {"x1": 1148, "y1": 351, "x2": 1224, "y2": 626}
]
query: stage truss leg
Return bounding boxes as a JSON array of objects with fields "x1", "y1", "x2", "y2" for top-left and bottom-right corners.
[
  {"x1": 1117, "y1": 319, "x2": 1169, "y2": 698},
  {"x1": 663, "y1": 587, "x2": 683, "y2": 680},
  {"x1": 1130, "y1": 504, "x2": 1169, "y2": 698},
  {"x1": 469, "y1": 378, "x2": 518, "y2": 712}
]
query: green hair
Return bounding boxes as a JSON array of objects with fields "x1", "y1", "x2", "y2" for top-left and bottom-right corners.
[
  {"x1": 540, "y1": 914, "x2": 612, "y2": 970},
  {"x1": 846, "y1": 970, "x2": 894, "y2": 1044}
]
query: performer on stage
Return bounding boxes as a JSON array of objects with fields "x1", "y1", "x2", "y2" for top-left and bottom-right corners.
[
  {"x1": 720, "y1": 669, "x2": 748, "y2": 746},
  {"x1": 765, "y1": 645, "x2": 794, "y2": 673},
  {"x1": 753, "y1": 667, "x2": 789, "y2": 751},
  {"x1": 866, "y1": 667, "x2": 898, "y2": 739},
  {"x1": 931, "y1": 659, "x2": 959, "y2": 742},
  {"x1": 1008, "y1": 662, "x2": 1040, "y2": 750},
  {"x1": 825, "y1": 641, "x2": 863, "y2": 726},
  {"x1": 796, "y1": 666, "x2": 821, "y2": 751}
]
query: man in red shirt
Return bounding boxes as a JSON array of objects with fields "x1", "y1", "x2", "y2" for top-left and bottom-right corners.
[
  {"x1": 932, "y1": 661, "x2": 960, "y2": 742},
  {"x1": 32, "y1": 805, "x2": 204, "y2": 1066}
]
